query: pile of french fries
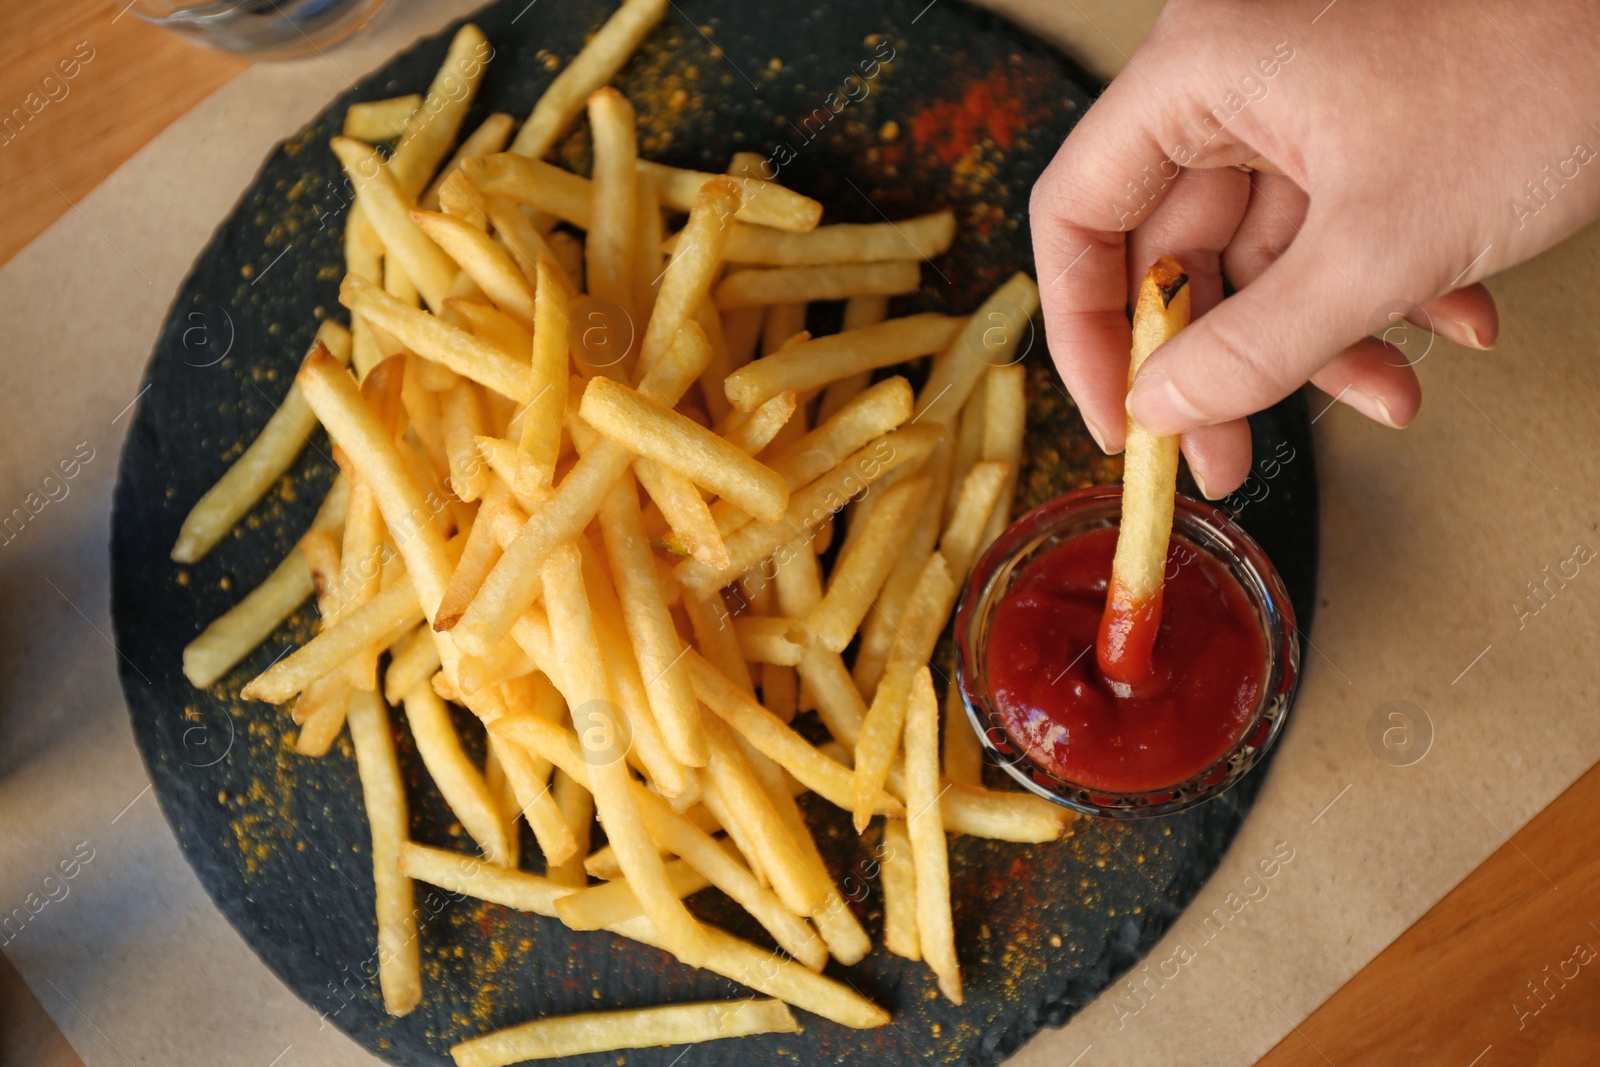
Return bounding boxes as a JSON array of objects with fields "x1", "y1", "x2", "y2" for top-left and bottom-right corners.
[{"x1": 173, "y1": 4, "x2": 1071, "y2": 1061}]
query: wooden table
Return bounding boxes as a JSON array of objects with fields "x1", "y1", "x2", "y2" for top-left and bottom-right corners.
[{"x1": 5, "y1": 3, "x2": 1598, "y2": 1064}]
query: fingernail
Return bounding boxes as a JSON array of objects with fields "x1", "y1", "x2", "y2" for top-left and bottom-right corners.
[
  {"x1": 1453, "y1": 320, "x2": 1493, "y2": 350},
  {"x1": 1084, "y1": 419, "x2": 1123, "y2": 456},
  {"x1": 1343, "y1": 389, "x2": 1404, "y2": 429},
  {"x1": 1126, "y1": 370, "x2": 1207, "y2": 434},
  {"x1": 1192, "y1": 467, "x2": 1215, "y2": 499}
]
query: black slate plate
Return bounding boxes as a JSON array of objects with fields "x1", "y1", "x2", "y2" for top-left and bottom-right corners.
[{"x1": 110, "y1": 1, "x2": 1319, "y2": 1064}]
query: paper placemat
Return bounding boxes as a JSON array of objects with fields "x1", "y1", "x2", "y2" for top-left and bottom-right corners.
[{"x1": 3, "y1": 2, "x2": 1597, "y2": 1065}]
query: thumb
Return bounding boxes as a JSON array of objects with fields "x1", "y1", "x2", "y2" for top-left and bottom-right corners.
[{"x1": 1126, "y1": 227, "x2": 1382, "y2": 434}]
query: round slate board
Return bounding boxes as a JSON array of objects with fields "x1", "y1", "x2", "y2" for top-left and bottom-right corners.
[{"x1": 110, "y1": 1, "x2": 1319, "y2": 1064}]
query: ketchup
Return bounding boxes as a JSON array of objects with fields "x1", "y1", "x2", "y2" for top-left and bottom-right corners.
[{"x1": 984, "y1": 528, "x2": 1266, "y2": 793}]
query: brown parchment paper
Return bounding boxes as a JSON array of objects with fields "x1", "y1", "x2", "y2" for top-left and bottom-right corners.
[{"x1": 3, "y1": 2, "x2": 1598, "y2": 1065}]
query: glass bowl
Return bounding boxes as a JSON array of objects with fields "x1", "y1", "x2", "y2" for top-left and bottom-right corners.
[{"x1": 953, "y1": 485, "x2": 1299, "y2": 819}]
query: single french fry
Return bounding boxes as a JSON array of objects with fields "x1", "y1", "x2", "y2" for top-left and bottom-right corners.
[
  {"x1": 490, "y1": 729, "x2": 578, "y2": 865},
  {"x1": 482, "y1": 740, "x2": 520, "y2": 867},
  {"x1": 585, "y1": 87, "x2": 637, "y2": 312},
  {"x1": 341, "y1": 275, "x2": 531, "y2": 402},
  {"x1": 723, "y1": 314, "x2": 960, "y2": 412},
  {"x1": 905, "y1": 667, "x2": 961, "y2": 1003},
  {"x1": 171, "y1": 321, "x2": 354, "y2": 562},
  {"x1": 760, "y1": 302, "x2": 808, "y2": 356},
  {"x1": 388, "y1": 23, "x2": 492, "y2": 196},
  {"x1": 402, "y1": 841, "x2": 567, "y2": 916},
  {"x1": 880, "y1": 817, "x2": 920, "y2": 960},
  {"x1": 540, "y1": 543, "x2": 708, "y2": 964},
  {"x1": 852, "y1": 553, "x2": 955, "y2": 832},
  {"x1": 682, "y1": 586, "x2": 752, "y2": 693},
  {"x1": 695, "y1": 210, "x2": 955, "y2": 265},
  {"x1": 979, "y1": 361, "x2": 1026, "y2": 547},
  {"x1": 439, "y1": 171, "x2": 491, "y2": 230},
  {"x1": 715, "y1": 261, "x2": 921, "y2": 309},
  {"x1": 795, "y1": 645, "x2": 866, "y2": 748},
  {"x1": 631, "y1": 168, "x2": 663, "y2": 324},
  {"x1": 343, "y1": 94, "x2": 422, "y2": 141},
  {"x1": 445, "y1": 323, "x2": 712, "y2": 651},
  {"x1": 675, "y1": 423, "x2": 944, "y2": 598},
  {"x1": 634, "y1": 457, "x2": 728, "y2": 569},
  {"x1": 733, "y1": 616, "x2": 803, "y2": 666},
  {"x1": 641, "y1": 160, "x2": 821, "y2": 233},
  {"x1": 519, "y1": 259, "x2": 571, "y2": 492},
  {"x1": 330, "y1": 137, "x2": 458, "y2": 313},
  {"x1": 508, "y1": 0, "x2": 667, "y2": 158},
  {"x1": 451, "y1": 998, "x2": 798, "y2": 1067},
  {"x1": 480, "y1": 195, "x2": 562, "y2": 293},
  {"x1": 413, "y1": 210, "x2": 537, "y2": 328},
  {"x1": 296, "y1": 347, "x2": 455, "y2": 615},
  {"x1": 346, "y1": 689, "x2": 421, "y2": 1015},
  {"x1": 946, "y1": 371, "x2": 987, "y2": 527},
  {"x1": 581, "y1": 376, "x2": 788, "y2": 523},
  {"x1": 385, "y1": 624, "x2": 442, "y2": 704},
  {"x1": 422, "y1": 111, "x2": 515, "y2": 210},
  {"x1": 403, "y1": 684, "x2": 512, "y2": 865},
  {"x1": 440, "y1": 380, "x2": 491, "y2": 502},
  {"x1": 719, "y1": 390, "x2": 795, "y2": 457},
  {"x1": 545, "y1": 769, "x2": 594, "y2": 887},
  {"x1": 687, "y1": 650, "x2": 900, "y2": 816},
  {"x1": 552, "y1": 857, "x2": 707, "y2": 928},
  {"x1": 805, "y1": 475, "x2": 930, "y2": 652},
  {"x1": 914, "y1": 272, "x2": 1039, "y2": 427},
  {"x1": 465, "y1": 154, "x2": 593, "y2": 228},
  {"x1": 939, "y1": 460, "x2": 1010, "y2": 583},
  {"x1": 636, "y1": 177, "x2": 741, "y2": 377},
  {"x1": 333, "y1": 479, "x2": 386, "y2": 689},
  {"x1": 1101, "y1": 256, "x2": 1189, "y2": 683},
  {"x1": 436, "y1": 484, "x2": 509, "y2": 629},
  {"x1": 293, "y1": 677, "x2": 352, "y2": 756},
  {"x1": 942, "y1": 682, "x2": 983, "y2": 787}
]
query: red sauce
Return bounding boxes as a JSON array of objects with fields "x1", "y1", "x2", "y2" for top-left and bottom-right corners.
[{"x1": 984, "y1": 528, "x2": 1267, "y2": 793}]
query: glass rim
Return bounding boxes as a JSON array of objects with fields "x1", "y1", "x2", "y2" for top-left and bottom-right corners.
[{"x1": 953, "y1": 485, "x2": 1300, "y2": 820}]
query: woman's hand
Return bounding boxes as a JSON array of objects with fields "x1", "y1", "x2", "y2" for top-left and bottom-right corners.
[{"x1": 1030, "y1": 0, "x2": 1600, "y2": 495}]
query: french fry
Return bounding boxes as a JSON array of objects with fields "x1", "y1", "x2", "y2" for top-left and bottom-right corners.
[
  {"x1": 723, "y1": 314, "x2": 960, "y2": 412},
  {"x1": 439, "y1": 172, "x2": 490, "y2": 230},
  {"x1": 297, "y1": 346, "x2": 456, "y2": 617},
  {"x1": 596, "y1": 473, "x2": 705, "y2": 766},
  {"x1": 445, "y1": 322, "x2": 712, "y2": 651},
  {"x1": 508, "y1": 0, "x2": 668, "y2": 159},
  {"x1": 585, "y1": 87, "x2": 637, "y2": 312},
  {"x1": 346, "y1": 688, "x2": 421, "y2": 1015},
  {"x1": 634, "y1": 457, "x2": 728, "y2": 569},
  {"x1": 343, "y1": 94, "x2": 422, "y2": 141},
  {"x1": 330, "y1": 137, "x2": 458, "y2": 313},
  {"x1": 760, "y1": 302, "x2": 808, "y2": 356},
  {"x1": 880, "y1": 818, "x2": 920, "y2": 960},
  {"x1": 436, "y1": 484, "x2": 509, "y2": 630},
  {"x1": 852, "y1": 553, "x2": 955, "y2": 832},
  {"x1": 519, "y1": 260, "x2": 571, "y2": 493},
  {"x1": 675, "y1": 423, "x2": 944, "y2": 598},
  {"x1": 631, "y1": 168, "x2": 662, "y2": 324},
  {"x1": 939, "y1": 460, "x2": 1010, "y2": 582},
  {"x1": 719, "y1": 390, "x2": 796, "y2": 456},
  {"x1": 464, "y1": 154, "x2": 593, "y2": 229},
  {"x1": 979, "y1": 362, "x2": 1026, "y2": 548},
  {"x1": 697, "y1": 210, "x2": 955, "y2": 265},
  {"x1": 422, "y1": 112, "x2": 515, "y2": 211},
  {"x1": 385, "y1": 624, "x2": 442, "y2": 704},
  {"x1": 441, "y1": 380, "x2": 491, "y2": 502},
  {"x1": 293, "y1": 678, "x2": 352, "y2": 756},
  {"x1": 402, "y1": 842, "x2": 568, "y2": 917},
  {"x1": 1100, "y1": 257, "x2": 1189, "y2": 683},
  {"x1": 580, "y1": 376, "x2": 788, "y2": 523},
  {"x1": 389, "y1": 23, "x2": 492, "y2": 197},
  {"x1": 641, "y1": 160, "x2": 821, "y2": 233},
  {"x1": 914, "y1": 272, "x2": 1039, "y2": 427},
  {"x1": 540, "y1": 543, "x2": 707, "y2": 964},
  {"x1": 805, "y1": 475, "x2": 930, "y2": 652},
  {"x1": 795, "y1": 645, "x2": 866, "y2": 748},
  {"x1": 905, "y1": 667, "x2": 961, "y2": 1004},
  {"x1": 732, "y1": 616, "x2": 803, "y2": 666},
  {"x1": 636, "y1": 177, "x2": 740, "y2": 377},
  {"x1": 452, "y1": 999, "x2": 798, "y2": 1067},
  {"x1": 171, "y1": 320, "x2": 354, "y2": 562},
  {"x1": 333, "y1": 479, "x2": 386, "y2": 690},
  {"x1": 482, "y1": 195, "x2": 564, "y2": 293},
  {"x1": 946, "y1": 371, "x2": 987, "y2": 527},
  {"x1": 682, "y1": 587, "x2": 752, "y2": 694},
  {"x1": 714, "y1": 261, "x2": 921, "y2": 309},
  {"x1": 942, "y1": 682, "x2": 983, "y2": 788},
  {"x1": 482, "y1": 741, "x2": 520, "y2": 867},
  {"x1": 412, "y1": 210, "x2": 537, "y2": 327},
  {"x1": 553, "y1": 858, "x2": 708, "y2": 928},
  {"x1": 403, "y1": 684, "x2": 512, "y2": 865},
  {"x1": 545, "y1": 769, "x2": 594, "y2": 887},
  {"x1": 489, "y1": 729, "x2": 578, "y2": 866}
]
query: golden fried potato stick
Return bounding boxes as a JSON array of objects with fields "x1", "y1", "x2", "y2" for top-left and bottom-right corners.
[
  {"x1": 412, "y1": 209, "x2": 537, "y2": 327},
  {"x1": 1099, "y1": 256, "x2": 1190, "y2": 684},
  {"x1": 343, "y1": 94, "x2": 422, "y2": 141},
  {"x1": 388, "y1": 23, "x2": 492, "y2": 196},
  {"x1": 804, "y1": 475, "x2": 931, "y2": 652},
  {"x1": 713, "y1": 261, "x2": 921, "y2": 309},
  {"x1": 722, "y1": 314, "x2": 961, "y2": 412},
  {"x1": 171, "y1": 320, "x2": 353, "y2": 563},
  {"x1": 585, "y1": 87, "x2": 638, "y2": 313},
  {"x1": 330, "y1": 137, "x2": 458, "y2": 313},
  {"x1": 913, "y1": 272, "x2": 1039, "y2": 427},
  {"x1": 880, "y1": 817, "x2": 920, "y2": 960},
  {"x1": 641, "y1": 160, "x2": 822, "y2": 233},
  {"x1": 403, "y1": 683, "x2": 512, "y2": 865},
  {"x1": 508, "y1": 0, "x2": 668, "y2": 159},
  {"x1": 905, "y1": 667, "x2": 961, "y2": 1004},
  {"x1": 422, "y1": 111, "x2": 515, "y2": 211},
  {"x1": 636, "y1": 177, "x2": 741, "y2": 377}
]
